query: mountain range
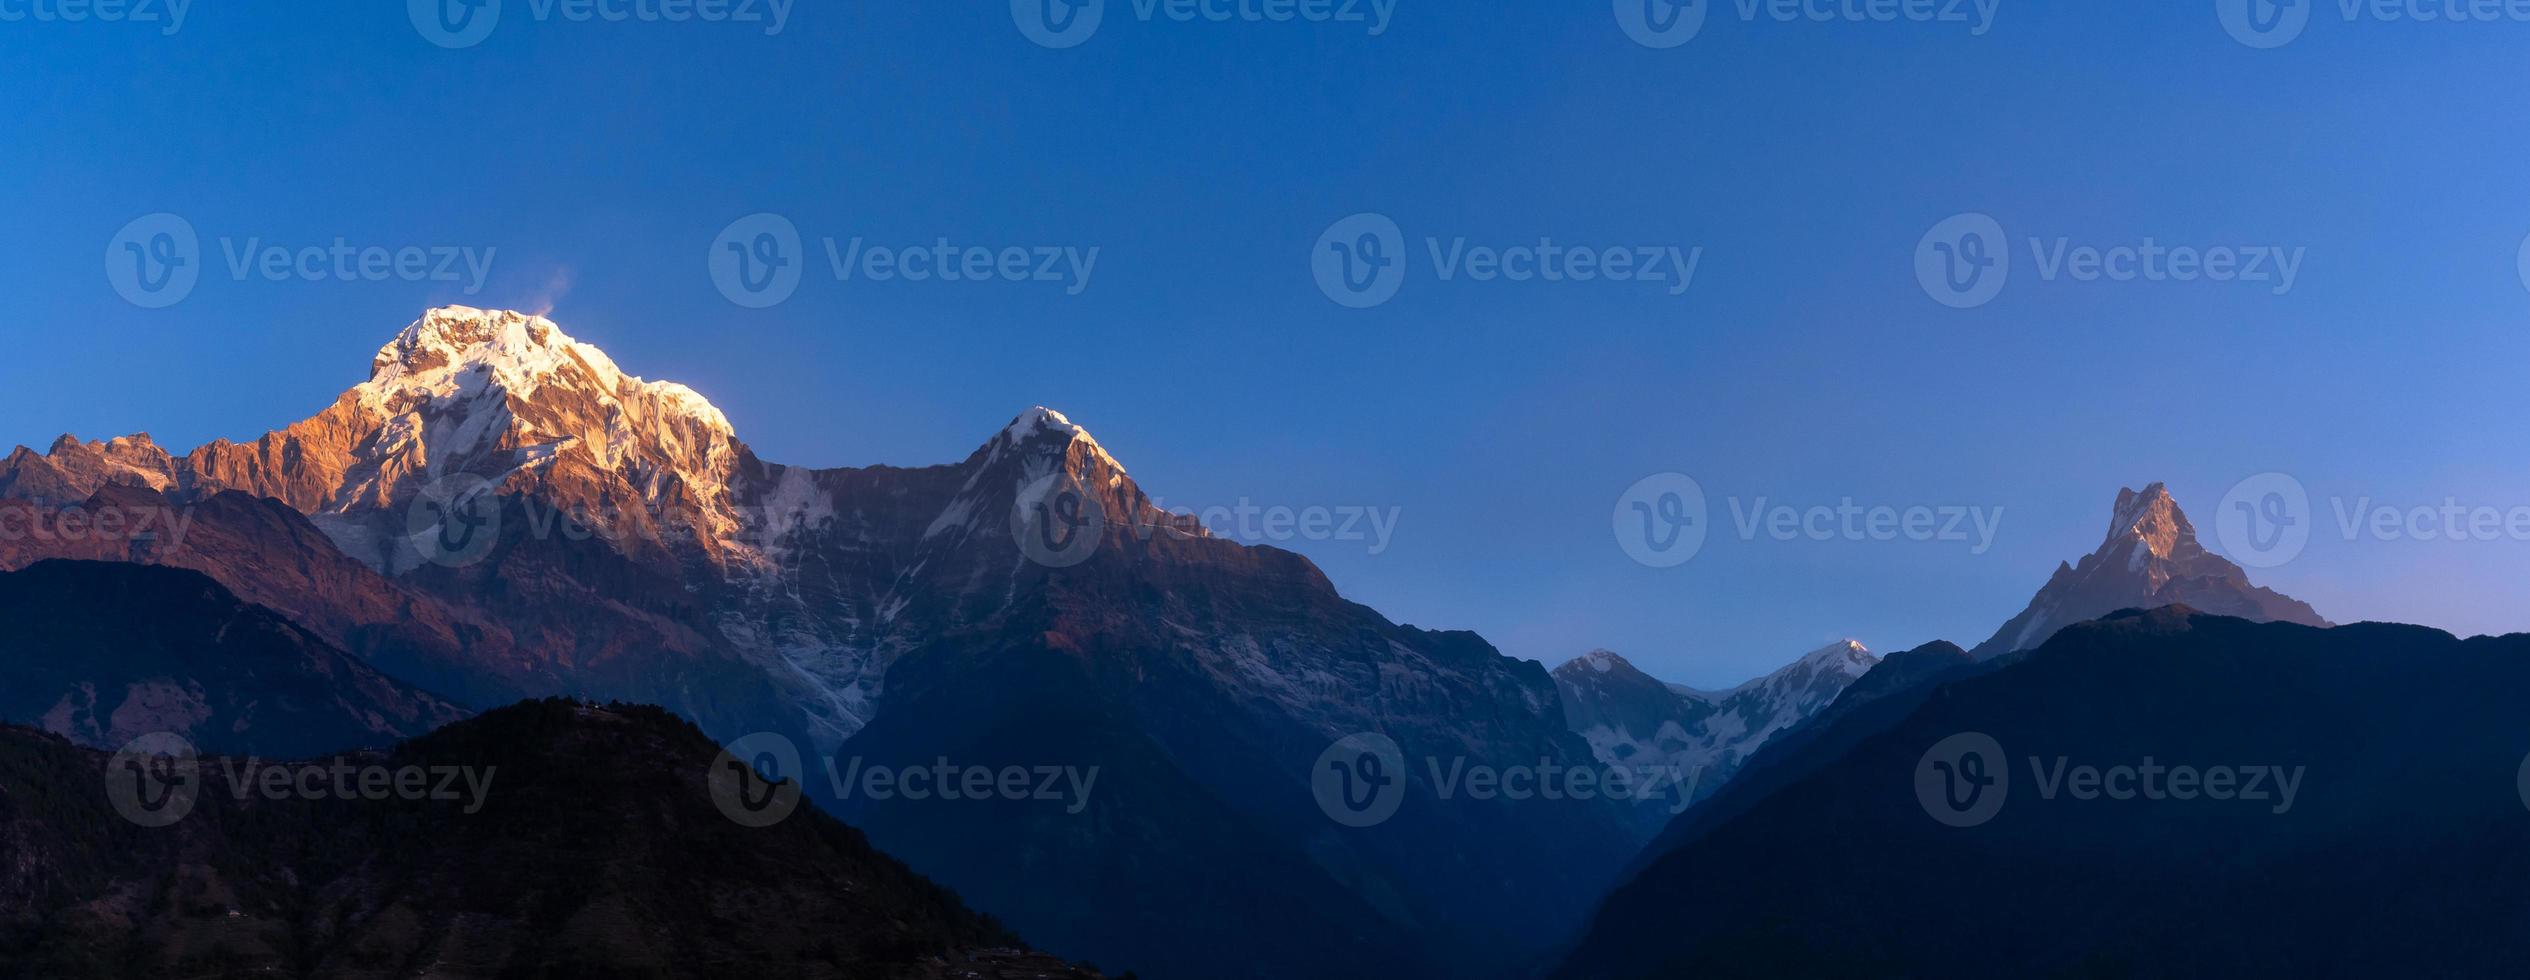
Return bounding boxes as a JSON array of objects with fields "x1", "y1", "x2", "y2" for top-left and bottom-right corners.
[
  {"x1": 0, "y1": 306, "x2": 2384, "y2": 979},
  {"x1": 1547, "y1": 481, "x2": 2331, "y2": 822},
  {"x1": 0, "y1": 307, "x2": 1637, "y2": 979},
  {"x1": 1555, "y1": 606, "x2": 2530, "y2": 978}
]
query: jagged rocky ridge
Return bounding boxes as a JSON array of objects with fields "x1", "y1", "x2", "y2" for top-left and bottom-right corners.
[
  {"x1": 0, "y1": 307, "x2": 1636, "y2": 979},
  {"x1": 1551, "y1": 641, "x2": 1878, "y2": 826}
]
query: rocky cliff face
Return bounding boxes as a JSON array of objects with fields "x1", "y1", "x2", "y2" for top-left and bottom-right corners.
[{"x1": 1970, "y1": 483, "x2": 2328, "y2": 659}]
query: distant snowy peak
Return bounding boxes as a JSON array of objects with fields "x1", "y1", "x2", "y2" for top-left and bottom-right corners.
[
  {"x1": 1794, "y1": 639, "x2": 1875, "y2": 675},
  {"x1": 1554, "y1": 639, "x2": 1877, "y2": 817}
]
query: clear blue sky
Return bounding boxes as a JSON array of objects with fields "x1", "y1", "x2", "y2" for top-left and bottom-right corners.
[{"x1": 5, "y1": 3, "x2": 2527, "y2": 687}]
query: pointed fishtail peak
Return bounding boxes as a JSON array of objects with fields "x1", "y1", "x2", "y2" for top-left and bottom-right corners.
[{"x1": 2105, "y1": 482, "x2": 2196, "y2": 561}]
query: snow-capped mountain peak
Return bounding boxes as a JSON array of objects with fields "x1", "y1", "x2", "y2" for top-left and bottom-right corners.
[
  {"x1": 996, "y1": 406, "x2": 1126, "y2": 477},
  {"x1": 361, "y1": 306, "x2": 733, "y2": 436},
  {"x1": 1795, "y1": 638, "x2": 1874, "y2": 673}
]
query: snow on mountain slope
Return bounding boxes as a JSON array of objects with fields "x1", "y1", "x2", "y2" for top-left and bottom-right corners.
[
  {"x1": 0, "y1": 306, "x2": 1673, "y2": 977},
  {"x1": 1553, "y1": 640, "x2": 1878, "y2": 808}
]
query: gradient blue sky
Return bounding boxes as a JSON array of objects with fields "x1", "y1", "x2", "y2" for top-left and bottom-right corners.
[{"x1": 4, "y1": 3, "x2": 2526, "y2": 686}]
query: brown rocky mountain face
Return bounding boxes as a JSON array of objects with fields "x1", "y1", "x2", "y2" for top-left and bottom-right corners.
[
  {"x1": 0, "y1": 699, "x2": 1101, "y2": 980},
  {"x1": 0, "y1": 484, "x2": 813, "y2": 748},
  {"x1": 1969, "y1": 483, "x2": 2328, "y2": 659},
  {"x1": 0, "y1": 306, "x2": 1639, "y2": 979}
]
